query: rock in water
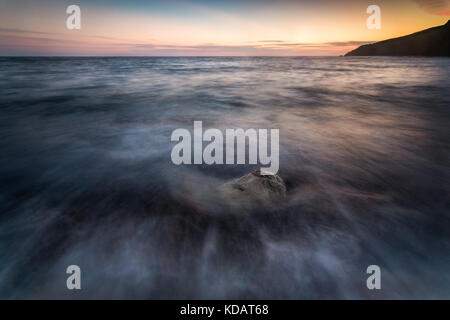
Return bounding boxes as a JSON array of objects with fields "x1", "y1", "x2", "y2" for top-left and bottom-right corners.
[{"x1": 219, "y1": 170, "x2": 286, "y2": 206}]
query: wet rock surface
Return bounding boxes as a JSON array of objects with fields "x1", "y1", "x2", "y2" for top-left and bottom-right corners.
[{"x1": 219, "y1": 170, "x2": 286, "y2": 206}]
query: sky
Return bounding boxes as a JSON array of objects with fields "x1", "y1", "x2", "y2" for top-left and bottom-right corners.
[{"x1": 0, "y1": 0, "x2": 449, "y2": 56}]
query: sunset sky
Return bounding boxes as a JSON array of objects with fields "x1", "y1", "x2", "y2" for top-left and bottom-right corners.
[{"x1": 0, "y1": 0, "x2": 449, "y2": 56}]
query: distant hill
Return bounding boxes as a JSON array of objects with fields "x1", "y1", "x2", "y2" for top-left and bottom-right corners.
[{"x1": 345, "y1": 20, "x2": 450, "y2": 57}]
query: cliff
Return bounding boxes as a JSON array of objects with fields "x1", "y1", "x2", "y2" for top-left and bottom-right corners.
[{"x1": 345, "y1": 20, "x2": 450, "y2": 57}]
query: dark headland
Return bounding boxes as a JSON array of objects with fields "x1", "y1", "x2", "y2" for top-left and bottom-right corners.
[{"x1": 345, "y1": 20, "x2": 450, "y2": 57}]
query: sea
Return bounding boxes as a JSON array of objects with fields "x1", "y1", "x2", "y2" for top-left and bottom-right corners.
[{"x1": 0, "y1": 56, "x2": 449, "y2": 298}]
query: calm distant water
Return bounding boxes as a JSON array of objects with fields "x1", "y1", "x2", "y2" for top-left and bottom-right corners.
[{"x1": 0, "y1": 57, "x2": 449, "y2": 299}]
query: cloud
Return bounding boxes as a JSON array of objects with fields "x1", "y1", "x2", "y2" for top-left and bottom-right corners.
[
  {"x1": 132, "y1": 40, "x2": 371, "y2": 54},
  {"x1": 0, "y1": 28, "x2": 55, "y2": 36},
  {"x1": 249, "y1": 40, "x2": 371, "y2": 48},
  {"x1": 411, "y1": 0, "x2": 450, "y2": 16},
  {"x1": 0, "y1": 28, "x2": 369, "y2": 56}
]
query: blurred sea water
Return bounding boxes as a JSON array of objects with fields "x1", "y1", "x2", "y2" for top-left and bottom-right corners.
[{"x1": 0, "y1": 56, "x2": 449, "y2": 298}]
